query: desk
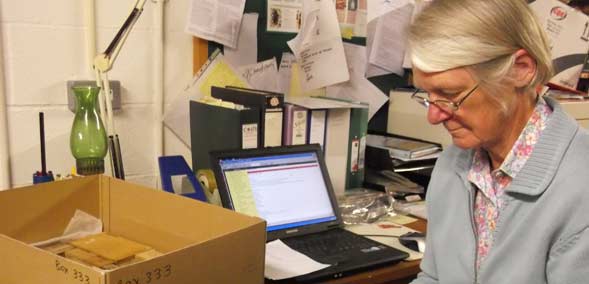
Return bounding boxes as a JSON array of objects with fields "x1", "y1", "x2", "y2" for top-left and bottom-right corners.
[{"x1": 266, "y1": 219, "x2": 426, "y2": 284}]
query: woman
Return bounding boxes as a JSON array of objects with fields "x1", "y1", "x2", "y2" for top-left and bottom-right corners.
[{"x1": 407, "y1": 0, "x2": 589, "y2": 283}]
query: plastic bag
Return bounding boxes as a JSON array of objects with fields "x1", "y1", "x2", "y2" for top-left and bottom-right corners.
[{"x1": 337, "y1": 189, "x2": 396, "y2": 225}]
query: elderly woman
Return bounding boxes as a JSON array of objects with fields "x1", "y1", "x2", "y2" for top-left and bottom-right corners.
[{"x1": 407, "y1": 0, "x2": 589, "y2": 283}]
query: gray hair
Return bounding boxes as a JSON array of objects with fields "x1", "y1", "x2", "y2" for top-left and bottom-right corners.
[{"x1": 408, "y1": 0, "x2": 553, "y2": 92}]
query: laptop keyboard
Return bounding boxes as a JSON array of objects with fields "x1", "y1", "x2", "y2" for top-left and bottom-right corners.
[{"x1": 282, "y1": 229, "x2": 378, "y2": 261}]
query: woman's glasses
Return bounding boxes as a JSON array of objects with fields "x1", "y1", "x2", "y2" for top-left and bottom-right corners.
[{"x1": 411, "y1": 84, "x2": 479, "y2": 114}]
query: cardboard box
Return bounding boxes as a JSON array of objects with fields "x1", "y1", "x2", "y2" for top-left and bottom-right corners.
[
  {"x1": 0, "y1": 175, "x2": 266, "y2": 284},
  {"x1": 530, "y1": 0, "x2": 589, "y2": 90}
]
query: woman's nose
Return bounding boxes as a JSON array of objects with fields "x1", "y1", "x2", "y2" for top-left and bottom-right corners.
[{"x1": 427, "y1": 104, "x2": 452, "y2": 124}]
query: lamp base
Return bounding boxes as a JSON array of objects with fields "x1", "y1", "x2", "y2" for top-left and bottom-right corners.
[{"x1": 76, "y1": 158, "x2": 105, "y2": 175}]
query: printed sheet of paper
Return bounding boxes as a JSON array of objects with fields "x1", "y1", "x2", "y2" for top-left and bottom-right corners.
[
  {"x1": 367, "y1": 3, "x2": 414, "y2": 76},
  {"x1": 402, "y1": 0, "x2": 433, "y2": 68},
  {"x1": 287, "y1": 0, "x2": 349, "y2": 91},
  {"x1": 278, "y1": 54, "x2": 326, "y2": 99},
  {"x1": 327, "y1": 43, "x2": 388, "y2": 119},
  {"x1": 267, "y1": 0, "x2": 304, "y2": 33},
  {"x1": 238, "y1": 58, "x2": 279, "y2": 92},
  {"x1": 367, "y1": 0, "x2": 413, "y2": 23},
  {"x1": 163, "y1": 51, "x2": 250, "y2": 147},
  {"x1": 289, "y1": 62, "x2": 327, "y2": 98},
  {"x1": 185, "y1": 0, "x2": 246, "y2": 48},
  {"x1": 365, "y1": 20, "x2": 391, "y2": 78},
  {"x1": 265, "y1": 240, "x2": 331, "y2": 280},
  {"x1": 224, "y1": 13, "x2": 259, "y2": 67},
  {"x1": 278, "y1": 52, "x2": 296, "y2": 95},
  {"x1": 336, "y1": 0, "x2": 368, "y2": 39}
]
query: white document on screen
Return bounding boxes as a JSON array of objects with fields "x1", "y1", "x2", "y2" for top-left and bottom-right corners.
[{"x1": 287, "y1": 0, "x2": 349, "y2": 91}]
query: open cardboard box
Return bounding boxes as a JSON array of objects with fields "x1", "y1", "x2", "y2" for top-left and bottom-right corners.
[{"x1": 0, "y1": 175, "x2": 266, "y2": 284}]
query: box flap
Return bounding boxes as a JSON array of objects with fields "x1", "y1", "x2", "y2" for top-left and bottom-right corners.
[
  {"x1": 105, "y1": 177, "x2": 265, "y2": 252},
  {"x1": 0, "y1": 176, "x2": 101, "y2": 243}
]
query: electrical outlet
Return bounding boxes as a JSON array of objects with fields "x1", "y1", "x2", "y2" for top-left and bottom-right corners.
[{"x1": 67, "y1": 80, "x2": 121, "y2": 113}]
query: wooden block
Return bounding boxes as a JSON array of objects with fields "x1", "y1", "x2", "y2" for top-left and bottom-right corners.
[
  {"x1": 70, "y1": 233, "x2": 151, "y2": 261},
  {"x1": 65, "y1": 248, "x2": 115, "y2": 268},
  {"x1": 39, "y1": 242, "x2": 74, "y2": 256},
  {"x1": 134, "y1": 249, "x2": 163, "y2": 261},
  {"x1": 101, "y1": 264, "x2": 119, "y2": 270},
  {"x1": 115, "y1": 256, "x2": 142, "y2": 267}
]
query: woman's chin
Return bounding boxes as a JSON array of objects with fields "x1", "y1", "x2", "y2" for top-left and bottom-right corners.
[{"x1": 451, "y1": 136, "x2": 479, "y2": 150}]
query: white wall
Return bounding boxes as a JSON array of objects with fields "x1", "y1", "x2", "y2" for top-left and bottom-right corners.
[{"x1": 0, "y1": 0, "x2": 193, "y2": 187}]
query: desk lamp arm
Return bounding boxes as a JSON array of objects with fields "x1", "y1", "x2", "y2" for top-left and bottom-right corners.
[
  {"x1": 94, "y1": 0, "x2": 147, "y2": 73},
  {"x1": 92, "y1": 0, "x2": 147, "y2": 179}
]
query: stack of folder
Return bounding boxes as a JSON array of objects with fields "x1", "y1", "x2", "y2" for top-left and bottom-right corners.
[
  {"x1": 189, "y1": 86, "x2": 371, "y2": 195},
  {"x1": 190, "y1": 98, "x2": 260, "y2": 171},
  {"x1": 211, "y1": 86, "x2": 284, "y2": 148},
  {"x1": 286, "y1": 96, "x2": 369, "y2": 195}
]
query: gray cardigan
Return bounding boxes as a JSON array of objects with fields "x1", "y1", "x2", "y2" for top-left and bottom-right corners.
[{"x1": 411, "y1": 97, "x2": 589, "y2": 284}]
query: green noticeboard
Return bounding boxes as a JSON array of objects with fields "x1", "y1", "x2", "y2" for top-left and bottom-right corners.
[{"x1": 208, "y1": 0, "x2": 411, "y2": 133}]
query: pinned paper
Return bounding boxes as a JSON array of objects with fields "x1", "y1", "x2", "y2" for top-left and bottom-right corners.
[
  {"x1": 267, "y1": 0, "x2": 304, "y2": 33},
  {"x1": 278, "y1": 52, "x2": 296, "y2": 95},
  {"x1": 238, "y1": 58, "x2": 279, "y2": 92},
  {"x1": 367, "y1": 0, "x2": 414, "y2": 23},
  {"x1": 287, "y1": 0, "x2": 349, "y2": 91},
  {"x1": 367, "y1": 3, "x2": 414, "y2": 76},
  {"x1": 327, "y1": 43, "x2": 388, "y2": 119},
  {"x1": 224, "y1": 13, "x2": 259, "y2": 67},
  {"x1": 185, "y1": 0, "x2": 246, "y2": 48},
  {"x1": 336, "y1": 0, "x2": 368, "y2": 38},
  {"x1": 163, "y1": 51, "x2": 250, "y2": 147},
  {"x1": 289, "y1": 62, "x2": 326, "y2": 98}
]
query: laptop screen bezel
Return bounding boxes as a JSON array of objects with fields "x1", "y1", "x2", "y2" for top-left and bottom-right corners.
[{"x1": 209, "y1": 144, "x2": 344, "y2": 241}]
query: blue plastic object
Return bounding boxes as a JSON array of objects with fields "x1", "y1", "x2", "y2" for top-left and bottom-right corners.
[
  {"x1": 158, "y1": 155, "x2": 207, "y2": 202},
  {"x1": 33, "y1": 171, "x2": 54, "y2": 184}
]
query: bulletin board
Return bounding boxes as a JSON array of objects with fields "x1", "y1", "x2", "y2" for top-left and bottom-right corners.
[{"x1": 191, "y1": 0, "x2": 410, "y2": 132}]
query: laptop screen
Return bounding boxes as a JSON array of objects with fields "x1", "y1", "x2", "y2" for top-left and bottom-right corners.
[{"x1": 216, "y1": 150, "x2": 337, "y2": 232}]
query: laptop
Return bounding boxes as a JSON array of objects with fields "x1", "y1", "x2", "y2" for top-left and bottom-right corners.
[{"x1": 209, "y1": 144, "x2": 409, "y2": 282}]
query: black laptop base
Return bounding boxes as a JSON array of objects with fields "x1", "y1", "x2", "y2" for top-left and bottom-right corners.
[{"x1": 282, "y1": 228, "x2": 409, "y2": 282}]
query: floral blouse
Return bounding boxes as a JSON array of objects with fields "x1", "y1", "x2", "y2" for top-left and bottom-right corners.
[{"x1": 467, "y1": 97, "x2": 552, "y2": 270}]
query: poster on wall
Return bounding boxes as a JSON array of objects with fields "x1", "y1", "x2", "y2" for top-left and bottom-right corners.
[
  {"x1": 267, "y1": 0, "x2": 304, "y2": 33},
  {"x1": 335, "y1": 0, "x2": 368, "y2": 38}
]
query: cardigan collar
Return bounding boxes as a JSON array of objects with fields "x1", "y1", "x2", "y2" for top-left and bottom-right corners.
[{"x1": 452, "y1": 96, "x2": 578, "y2": 197}]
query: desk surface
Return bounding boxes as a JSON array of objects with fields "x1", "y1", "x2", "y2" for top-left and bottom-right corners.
[{"x1": 266, "y1": 219, "x2": 426, "y2": 284}]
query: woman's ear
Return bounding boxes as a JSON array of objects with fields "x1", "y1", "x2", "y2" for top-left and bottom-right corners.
[{"x1": 511, "y1": 49, "x2": 537, "y2": 88}]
